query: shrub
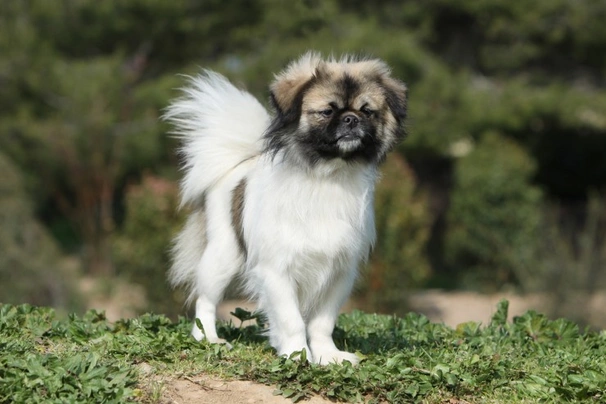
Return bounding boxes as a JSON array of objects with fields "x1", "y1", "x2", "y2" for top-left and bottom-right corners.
[
  {"x1": 112, "y1": 175, "x2": 185, "y2": 318},
  {"x1": 444, "y1": 132, "x2": 543, "y2": 290},
  {"x1": 360, "y1": 153, "x2": 432, "y2": 314},
  {"x1": 0, "y1": 152, "x2": 81, "y2": 311}
]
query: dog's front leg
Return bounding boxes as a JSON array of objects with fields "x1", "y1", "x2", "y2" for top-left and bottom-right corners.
[
  {"x1": 255, "y1": 265, "x2": 311, "y2": 361},
  {"x1": 307, "y1": 271, "x2": 359, "y2": 365}
]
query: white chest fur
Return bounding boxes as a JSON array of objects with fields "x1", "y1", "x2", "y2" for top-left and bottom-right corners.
[{"x1": 243, "y1": 159, "x2": 377, "y2": 272}]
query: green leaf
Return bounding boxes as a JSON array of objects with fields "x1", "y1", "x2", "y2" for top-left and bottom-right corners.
[
  {"x1": 490, "y1": 299, "x2": 509, "y2": 327},
  {"x1": 281, "y1": 388, "x2": 295, "y2": 398},
  {"x1": 405, "y1": 382, "x2": 419, "y2": 398},
  {"x1": 445, "y1": 372, "x2": 459, "y2": 386}
]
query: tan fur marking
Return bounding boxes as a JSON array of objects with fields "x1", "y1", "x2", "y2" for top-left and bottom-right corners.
[{"x1": 231, "y1": 179, "x2": 247, "y2": 256}]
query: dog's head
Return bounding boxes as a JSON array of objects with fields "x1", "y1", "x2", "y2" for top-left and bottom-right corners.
[{"x1": 265, "y1": 52, "x2": 407, "y2": 166}]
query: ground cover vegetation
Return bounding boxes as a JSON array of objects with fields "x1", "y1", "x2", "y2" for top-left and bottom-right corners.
[{"x1": 1, "y1": 302, "x2": 605, "y2": 403}]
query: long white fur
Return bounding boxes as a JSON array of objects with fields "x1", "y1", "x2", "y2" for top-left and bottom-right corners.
[
  {"x1": 164, "y1": 71, "x2": 270, "y2": 207},
  {"x1": 165, "y1": 68, "x2": 378, "y2": 365}
]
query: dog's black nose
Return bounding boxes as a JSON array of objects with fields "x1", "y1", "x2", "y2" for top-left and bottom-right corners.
[{"x1": 341, "y1": 113, "x2": 359, "y2": 128}]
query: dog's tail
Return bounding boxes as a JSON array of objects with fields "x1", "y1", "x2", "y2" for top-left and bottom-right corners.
[
  {"x1": 164, "y1": 71, "x2": 270, "y2": 207},
  {"x1": 164, "y1": 72, "x2": 270, "y2": 299}
]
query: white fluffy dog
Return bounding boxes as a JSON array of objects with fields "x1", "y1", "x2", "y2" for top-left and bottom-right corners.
[{"x1": 165, "y1": 53, "x2": 407, "y2": 365}]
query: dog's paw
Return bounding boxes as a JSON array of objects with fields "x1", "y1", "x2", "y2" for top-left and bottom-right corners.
[
  {"x1": 313, "y1": 350, "x2": 360, "y2": 366},
  {"x1": 191, "y1": 327, "x2": 233, "y2": 349},
  {"x1": 206, "y1": 337, "x2": 233, "y2": 350}
]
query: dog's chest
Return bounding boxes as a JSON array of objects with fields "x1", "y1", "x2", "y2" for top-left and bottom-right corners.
[
  {"x1": 283, "y1": 183, "x2": 365, "y2": 247},
  {"x1": 246, "y1": 166, "x2": 376, "y2": 257}
]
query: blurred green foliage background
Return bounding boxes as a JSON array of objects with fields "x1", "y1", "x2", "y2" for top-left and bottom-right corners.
[{"x1": 1, "y1": 0, "x2": 605, "y2": 323}]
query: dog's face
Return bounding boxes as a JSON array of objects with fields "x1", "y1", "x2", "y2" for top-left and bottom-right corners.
[{"x1": 265, "y1": 53, "x2": 407, "y2": 166}]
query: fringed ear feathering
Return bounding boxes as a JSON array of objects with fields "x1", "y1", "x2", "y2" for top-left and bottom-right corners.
[
  {"x1": 381, "y1": 76, "x2": 408, "y2": 141},
  {"x1": 269, "y1": 52, "x2": 323, "y2": 116}
]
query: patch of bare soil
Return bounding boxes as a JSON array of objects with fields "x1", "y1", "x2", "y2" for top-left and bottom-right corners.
[
  {"x1": 408, "y1": 290, "x2": 546, "y2": 327},
  {"x1": 408, "y1": 290, "x2": 606, "y2": 328},
  {"x1": 219, "y1": 290, "x2": 606, "y2": 329},
  {"x1": 151, "y1": 374, "x2": 329, "y2": 404}
]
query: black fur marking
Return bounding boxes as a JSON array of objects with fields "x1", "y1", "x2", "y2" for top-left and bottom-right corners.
[
  {"x1": 339, "y1": 74, "x2": 361, "y2": 105},
  {"x1": 380, "y1": 78, "x2": 408, "y2": 142},
  {"x1": 296, "y1": 117, "x2": 383, "y2": 165},
  {"x1": 269, "y1": 92, "x2": 283, "y2": 116},
  {"x1": 264, "y1": 77, "x2": 318, "y2": 159}
]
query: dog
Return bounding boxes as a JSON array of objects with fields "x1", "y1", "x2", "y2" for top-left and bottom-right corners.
[{"x1": 164, "y1": 52, "x2": 407, "y2": 365}]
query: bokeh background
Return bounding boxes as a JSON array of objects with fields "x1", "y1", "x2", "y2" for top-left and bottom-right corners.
[{"x1": 2, "y1": 0, "x2": 606, "y2": 328}]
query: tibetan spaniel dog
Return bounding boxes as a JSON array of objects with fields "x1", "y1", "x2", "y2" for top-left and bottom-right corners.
[{"x1": 164, "y1": 52, "x2": 407, "y2": 365}]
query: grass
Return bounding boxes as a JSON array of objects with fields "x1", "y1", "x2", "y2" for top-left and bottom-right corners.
[{"x1": 1, "y1": 301, "x2": 604, "y2": 403}]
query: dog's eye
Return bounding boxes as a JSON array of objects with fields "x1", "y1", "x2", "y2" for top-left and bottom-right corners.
[
  {"x1": 361, "y1": 106, "x2": 374, "y2": 117},
  {"x1": 319, "y1": 108, "x2": 333, "y2": 117}
]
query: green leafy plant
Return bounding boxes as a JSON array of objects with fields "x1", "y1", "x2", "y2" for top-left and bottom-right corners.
[{"x1": 2, "y1": 301, "x2": 604, "y2": 403}]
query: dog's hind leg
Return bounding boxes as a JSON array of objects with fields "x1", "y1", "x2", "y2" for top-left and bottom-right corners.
[
  {"x1": 192, "y1": 237, "x2": 243, "y2": 347},
  {"x1": 191, "y1": 178, "x2": 245, "y2": 347}
]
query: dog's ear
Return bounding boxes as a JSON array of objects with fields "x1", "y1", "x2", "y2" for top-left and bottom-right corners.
[
  {"x1": 270, "y1": 52, "x2": 322, "y2": 117},
  {"x1": 382, "y1": 76, "x2": 407, "y2": 123},
  {"x1": 380, "y1": 75, "x2": 408, "y2": 142}
]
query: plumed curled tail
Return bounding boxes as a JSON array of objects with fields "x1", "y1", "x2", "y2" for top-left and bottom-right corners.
[{"x1": 163, "y1": 71, "x2": 271, "y2": 207}]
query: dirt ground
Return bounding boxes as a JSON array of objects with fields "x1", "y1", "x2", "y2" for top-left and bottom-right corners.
[
  {"x1": 147, "y1": 373, "x2": 330, "y2": 404},
  {"x1": 84, "y1": 283, "x2": 605, "y2": 403}
]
